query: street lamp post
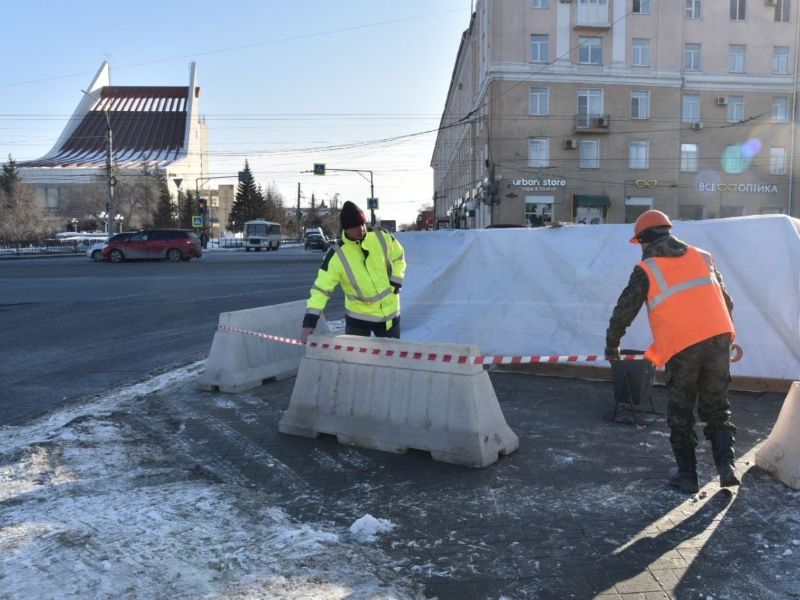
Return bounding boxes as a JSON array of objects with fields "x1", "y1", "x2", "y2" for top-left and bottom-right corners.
[
  {"x1": 304, "y1": 166, "x2": 376, "y2": 225},
  {"x1": 69, "y1": 218, "x2": 78, "y2": 232},
  {"x1": 114, "y1": 214, "x2": 125, "y2": 233},
  {"x1": 98, "y1": 211, "x2": 108, "y2": 233},
  {"x1": 195, "y1": 175, "x2": 238, "y2": 235}
]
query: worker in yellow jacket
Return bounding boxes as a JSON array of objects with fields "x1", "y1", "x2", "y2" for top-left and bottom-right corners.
[{"x1": 300, "y1": 201, "x2": 406, "y2": 342}]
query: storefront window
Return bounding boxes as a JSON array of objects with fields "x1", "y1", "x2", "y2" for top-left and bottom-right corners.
[
  {"x1": 625, "y1": 197, "x2": 652, "y2": 223},
  {"x1": 678, "y1": 205, "x2": 704, "y2": 220},
  {"x1": 525, "y1": 195, "x2": 554, "y2": 227}
]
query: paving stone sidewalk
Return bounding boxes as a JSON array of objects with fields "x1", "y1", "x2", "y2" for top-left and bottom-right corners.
[{"x1": 156, "y1": 370, "x2": 799, "y2": 599}]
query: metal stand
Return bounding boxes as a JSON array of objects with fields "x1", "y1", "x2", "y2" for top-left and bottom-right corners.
[{"x1": 604, "y1": 351, "x2": 662, "y2": 426}]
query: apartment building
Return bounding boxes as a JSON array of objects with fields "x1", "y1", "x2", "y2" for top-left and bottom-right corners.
[{"x1": 431, "y1": 0, "x2": 799, "y2": 228}]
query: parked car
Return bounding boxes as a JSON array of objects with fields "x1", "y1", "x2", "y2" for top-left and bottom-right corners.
[
  {"x1": 87, "y1": 231, "x2": 137, "y2": 261},
  {"x1": 101, "y1": 229, "x2": 202, "y2": 263},
  {"x1": 304, "y1": 233, "x2": 329, "y2": 251}
]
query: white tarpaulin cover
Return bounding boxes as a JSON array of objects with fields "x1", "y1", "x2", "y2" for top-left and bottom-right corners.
[{"x1": 397, "y1": 215, "x2": 800, "y2": 380}]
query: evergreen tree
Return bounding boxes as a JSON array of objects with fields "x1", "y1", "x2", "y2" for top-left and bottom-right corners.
[
  {"x1": 306, "y1": 193, "x2": 322, "y2": 227},
  {"x1": 180, "y1": 190, "x2": 196, "y2": 230},
  {"x1": 0, "y1": 154, "x2": 20, "y2": 195},
  {"x1": 227, "y1": 160, "x2": 267, "y2": 232},
  {"x1": 150, "y1": 171, "x2": 176, "y2": 228}
]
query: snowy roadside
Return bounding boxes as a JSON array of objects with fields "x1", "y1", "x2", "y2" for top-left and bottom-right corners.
[{"x1": 0, "y1": 354, "x2": 419, "y2": 600}]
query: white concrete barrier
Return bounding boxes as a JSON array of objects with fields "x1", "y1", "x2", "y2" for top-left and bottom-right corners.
[
  {"x1": 755, "y1": 381, "x2": 800, "y2": 490},
  {"x1": 196, "y1": 301, "x2": 329, "y2": 393},
  {"x1": 279, "y1": 334, "x2": 519, "y2": 468}
]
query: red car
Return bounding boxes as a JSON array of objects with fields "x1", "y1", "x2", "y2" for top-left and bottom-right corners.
[{"x1": 102, "y1": 229, "x2": 202, "y2": 263}]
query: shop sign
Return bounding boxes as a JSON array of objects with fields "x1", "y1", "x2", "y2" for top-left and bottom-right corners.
[
  {"x1": 512, "y1": 177, "x2": 567, "y2": 192},
  {"x1": 697, "y1": 182, "x2": 778, "y2": 194}
]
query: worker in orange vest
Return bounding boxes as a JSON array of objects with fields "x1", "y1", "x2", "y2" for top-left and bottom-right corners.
[{"x1": 605, "y1": 210, "x2": 739, "y2": 494}]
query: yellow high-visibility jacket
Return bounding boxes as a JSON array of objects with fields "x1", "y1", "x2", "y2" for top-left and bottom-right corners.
[{"x1": 304, "y1": 228, "x2": 406, "y2": 326}]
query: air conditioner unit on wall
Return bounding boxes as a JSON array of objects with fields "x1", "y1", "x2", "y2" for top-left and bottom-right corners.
[
  {"x1": 692, "y1": 121, "x2": 704, "y2": 130},
  {"x1": 563, "y1": 139, "x2": 578, "y2": 149},
  {"x1": 592, "y1": 116, "x2": 609, "y2": 128},
  {"x1": 716, "y1": 96, "x2": 728, "y2": 106}
]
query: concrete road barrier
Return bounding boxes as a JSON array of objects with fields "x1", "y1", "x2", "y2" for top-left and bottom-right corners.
[
  {"x1": 755, "y1": 381, "x2": 800, "y2": 490},
  {"x1": 196, "y1": 300, "x2": 329, "y2": 393},
  {"x1": 279, "y1": 334, "x2": 519, "y2": 468}
]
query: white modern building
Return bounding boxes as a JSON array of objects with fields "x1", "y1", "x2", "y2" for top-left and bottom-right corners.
[
  {"x1": 432, "y1": 0, "x2": 800, "y2": 228},
  {"x1": 18, "y1": 61, "x2": 208, "y2": 226}
]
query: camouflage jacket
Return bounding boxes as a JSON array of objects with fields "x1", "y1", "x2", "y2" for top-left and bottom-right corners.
[{"x1": 605, "y1": 235, "x2": 734, "y2": 348}]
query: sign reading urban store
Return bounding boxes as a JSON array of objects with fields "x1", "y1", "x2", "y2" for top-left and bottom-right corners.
[
  {"x1": 697, "y1": 182, "x2": 778, "y2": 194},
  {"x1": 513, "y1": 178, "x2": 567, "y2": 192}
]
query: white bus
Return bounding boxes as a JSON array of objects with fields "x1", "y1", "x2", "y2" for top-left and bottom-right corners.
[{"x1": 243, "y1": 220, "x2": 282, "y2": 251}]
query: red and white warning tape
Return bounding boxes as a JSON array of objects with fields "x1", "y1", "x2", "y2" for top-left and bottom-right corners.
[{"x1": 216, "y1": 324, "x2": 649, "y2": 365}]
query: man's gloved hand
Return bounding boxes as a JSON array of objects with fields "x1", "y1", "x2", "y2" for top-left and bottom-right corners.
[
  {"x1": 300, "y1": 327, "x2": 315, "y2": 344},
  {"x1": 391, "y1": 282, "x2": 401, "y2": 295},
  {"x1": 605, "y1": 346, "x2": 621, "y2": 361}
]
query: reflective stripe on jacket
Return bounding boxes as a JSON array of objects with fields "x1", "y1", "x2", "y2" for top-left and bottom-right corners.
[
  {"x1": 638, "y1": 246, "x2": 735, "y2": 367},
  {"x1": 306, "y1": 227, "x2": 406, "y2": 323}
]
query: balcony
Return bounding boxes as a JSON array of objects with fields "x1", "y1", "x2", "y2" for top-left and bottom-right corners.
[
  {"x1": 575, "y1": 113, "x2": 611, "y2": 132},
  {"x1": 575, "y1": 3, "x2": 610, "y2": 28}
]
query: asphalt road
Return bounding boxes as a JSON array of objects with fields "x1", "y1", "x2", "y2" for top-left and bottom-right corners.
[{"x1": 0, "y1": 247, "x2": 341, "y2": 425}]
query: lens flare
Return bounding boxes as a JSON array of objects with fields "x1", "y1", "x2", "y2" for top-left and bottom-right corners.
[{"x1": 741, "y1": 138, "x2": 762, "y2": 158}]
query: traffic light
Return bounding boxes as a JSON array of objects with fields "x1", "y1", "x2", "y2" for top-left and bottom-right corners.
[{"x1": 198, "y1": 198, "x2": 208, "y2": 214}]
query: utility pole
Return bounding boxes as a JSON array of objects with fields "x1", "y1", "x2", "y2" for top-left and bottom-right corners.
[
  {"x1": 296, "y1": 182, "x2": 302, "y2": 236},
  {"x1": 104, "y1": 111, "x2": 115, "y2": 237}
]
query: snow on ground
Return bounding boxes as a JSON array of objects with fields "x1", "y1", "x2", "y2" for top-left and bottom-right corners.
[{"x1": 0, "y1": 365, "x2": 418, "y2": 599}]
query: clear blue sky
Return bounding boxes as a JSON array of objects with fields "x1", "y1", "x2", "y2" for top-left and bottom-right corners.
[{"x1": 0, "y1": 0, "x2": 472, "y2": 225}]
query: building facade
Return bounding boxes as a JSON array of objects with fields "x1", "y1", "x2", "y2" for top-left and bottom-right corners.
[
  {"x1": 18, "y1": 61, "x2": 208, "y2": 229},
  {"x1": 432, "y1": 0, "x2": 800, "y2": 228}
]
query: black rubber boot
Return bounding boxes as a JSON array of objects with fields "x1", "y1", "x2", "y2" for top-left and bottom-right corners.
[
  {"x1": 669, "y1": 447, "x2": 699, "y2": 494},
  {"x1": 711, "y1": 430, "x2": 741, "y2": 487}
]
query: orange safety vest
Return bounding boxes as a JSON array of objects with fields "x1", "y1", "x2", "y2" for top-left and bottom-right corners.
[{"x1": 638, "y1": 246, "x2": 735, "y2": 367}]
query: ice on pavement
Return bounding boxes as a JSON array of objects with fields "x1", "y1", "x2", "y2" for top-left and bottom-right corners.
[{"x1": 0, "y1": 364, "x2": 417, "y2": 599}]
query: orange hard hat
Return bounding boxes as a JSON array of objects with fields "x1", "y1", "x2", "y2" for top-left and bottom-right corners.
[{"x1": 630, "y1": 209, "x2": 673, "y2": 243}]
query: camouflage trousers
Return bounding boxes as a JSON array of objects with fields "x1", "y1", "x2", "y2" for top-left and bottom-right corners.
[{"x1": 665, "y1": 333, "x2": 736, "y2": 452}]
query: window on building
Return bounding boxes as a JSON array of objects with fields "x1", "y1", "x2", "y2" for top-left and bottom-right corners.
[
  {"x1": 684, "y1": 44, "x2": 701, "y2": 71},
  {"x1": 631, "y1": 90, "x2": 650, "y2": 119},
  {"x1": 770, "y1": 147, "x2": 787, "y2": 174},
  {"x1": 685, "y1": 0, "x2": 702, "y2": 19},
  {"x1": 525, "y1": 196, "x2": 554, "y2": 227},
  {"x1": 633, "y1": 0, "x2": 651, "y2": 14},
  {"x1": 679, "y1": 205, "x2": 704, "y2": 220},
  {"x1": 577, "y1": 88, "x2": 604, "y2": 127},
  {"x1": 532, "y1": 0, "x2": 549, "y2": 7},
  {"x1": 529, "y1": 138, "x2": 549, "y2": 168},
  {"x1": 578, "y1": 37, "x2": 603, "y2": 65},
  {"x1": 529, "y1": 87, "x2": 549, "y2": 116},
  {"x1": 728, "y1": 45, "x2": 745, "y2": 73},
  {"x1": 776, "y1": 0, "x2": 790, "y2": 22},
  {"x1": 680, "y1": 143, "x2": 699, "y2": 172},
  {"x1": 629, "y1": 140, "x2": 649, "y2": 169},
  {"x1": 730, "y1": 0, "x2": 746, "y2": 20},
  {"x1": 773, "y1": 97, "x2": 788, "y2": 123},
  {"x1": 720, "y1": 206, "x2": 744, "y2": 218},
  {"x1": 531, "y1": 35, "x2": 549, "y2": 63},
  {"x1": 723, "y1": 144, "x2": 745, "y2": 173},
  {"x1": 682, "y1": 94, "x2": 700, "y2": 123},
  {"x1": 625, "y1": 197, "x2": 652, "y2": 223},
  {"x1": 727, "y1": 96, "x2": 744, "y2": 122},
  {"x1": 579, "y1": 139, "x2": 599, "y2": 168},
  {"x1": 632, "y1": 39, "x2": 650, "y2": 67},
  {"x1": 774, "y1": 46, "x2": 790, "y2": 74}
]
